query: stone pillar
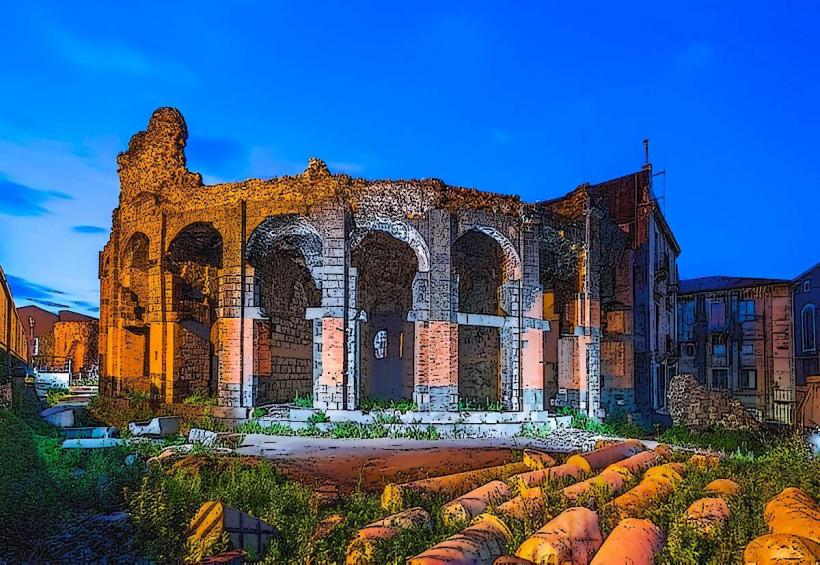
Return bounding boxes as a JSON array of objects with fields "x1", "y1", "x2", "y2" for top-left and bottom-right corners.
[
  {"x1": 500, "y1": 282, "x2": 522, "y2": 410},
  {"x1": 215, "y1": 268, "x2": 256, "y2": 407},
  {"x1": 314, "y1": 207, "x2": 349, "y2": 410},
  {"x1": 520, "y1": 227, "x2": 546, "y2": 410},
  {"x1": 345, "y1": 267, "x2": 359, "y2": 409},
  {"x1": 414, "y1": 210, "x2": 458, "y2": 411}
]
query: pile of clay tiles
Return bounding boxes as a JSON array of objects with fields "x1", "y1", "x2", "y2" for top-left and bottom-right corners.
[{"x1": 341, "y1": 439, "x2": 819, "y2": 564}]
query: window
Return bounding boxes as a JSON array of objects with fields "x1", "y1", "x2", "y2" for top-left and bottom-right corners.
[
  {"x1": 712, "y1": 368, "x2": 729, "y2": 389},
  {"x1": 805, "y1": 280, "x2": 812, "y2": 293},
  {"x1": 33, "y1": 337, "x2": 39, "y2": 356},
  {"x1": 738, "y1": 300, "x2": 755, "y2": 322},
  {"x1": 709, "y1": 301, "x2": 726, "y2": 329},
  {"x1": 803, "y1": 304, "x2": 816, "y2": 352},
  {"x1": 678, "y1": 300, "x2": 695, "y2": 341},
  {"x1": 373, "y1": 330, "x2": 388, "y2": 359},
  {"x1": 741, "y1": 342, "x2": 754, "y2": 356},
  {"x1": 712, "y1": 333, "x2": 728, "y2": 366},
  {"x1": 740, "y1": 368, "x2": 757, "y2": 390},
  {"x1": 683, "y1": 343, "x2": 695, "y2": 357}
]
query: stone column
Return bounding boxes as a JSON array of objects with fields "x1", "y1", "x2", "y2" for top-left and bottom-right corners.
[
  {"x1": 215, "y1": 268, "x2": 256, "y2": 407},
  {"x1": 414, "y1": 210, "x2": 458, "y2": 411},
  {"x1": 500, "y1": 282, "x2": 522, "y2": 410},
  {"x1": 521, "y1": 227, "x2": 547, "y2": 411},
  {"x1": 314, "y1": 207, "x2": 349, "y2": 410}
]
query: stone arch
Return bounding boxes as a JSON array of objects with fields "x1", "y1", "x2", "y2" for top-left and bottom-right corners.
[
  {"x1": 246, "y1": 215, "x2": 323, "y2": 404},
  {"x1": 451, "y1": 228, "x2": 508, "y2": 407},
  {"x1": 118, "y1": 232, "x2": 152, "y2": 394},
  {"x1": 463, "y1": 225, "x2": 522, "y2": 282},
  {"x1": 166, "y1": 222, "x2": 223, "y2": 400},
  {"x1": 246, "y1": 215, "x2": 324, "y2": 288},
  {"x1": 351, "y1": 216, "x2": 430, "y2": 273},
  {"x1": 351, "y1": 230, "x2": 419, "y2": 403}
]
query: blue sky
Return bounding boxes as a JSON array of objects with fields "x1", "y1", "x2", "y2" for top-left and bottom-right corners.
[{"x1": 1, "y1": 1, "x2": 818, "y2": 316}]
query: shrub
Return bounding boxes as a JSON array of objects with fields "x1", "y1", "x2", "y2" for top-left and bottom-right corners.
[
  {"x1": 292, "y1": 392, "x2": 314, "y2": 408},
  {"x1": 46, "y1": 387, "x2": 70, "y2": 406},
  {"x1": 307, "y1": 410, "x2": 330, "y2": 424},
  {"x1": 182, "y1": 392, "x2": 218, "y2": 406},
  {"x1": 359, "y1": 396, "x2": 418, "y2": 414},
  {"x1": 0, "y1": 408, "x2": 63, "y2": 559}
]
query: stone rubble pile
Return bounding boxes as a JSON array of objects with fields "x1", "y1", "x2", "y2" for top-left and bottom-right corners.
[
  {"x1": 531, "y1": 427, "x2": 598, "y2": 452},
  {"x1": 667, "y1": 374, "x2": 760, "y2": 431}
]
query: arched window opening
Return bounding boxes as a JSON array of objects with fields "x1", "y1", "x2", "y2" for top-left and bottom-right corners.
[
  {"x1": 452, "y1": 229, "x2": 505, "y2": 407},
  {"x1": 246, "y1": 221, "x2": 322, "y2": 405},
  {"x1": 803, "y1": 304, "x2": 817, "y2": 352},
  {"x1": 167, "y1": 223, "x2": 223, "y2": 401},
  {"x1": 352, "y1": 231, "x2": 417, "y2": 403}
]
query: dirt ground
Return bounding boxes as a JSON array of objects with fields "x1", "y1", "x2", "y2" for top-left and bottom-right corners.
[{"x1": 237, "y1": 435, "x2": 567, "y2": 493}]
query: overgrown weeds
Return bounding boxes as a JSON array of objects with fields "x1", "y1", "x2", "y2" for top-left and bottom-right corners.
[{"x1": 359, "y1": 396, "x2": 419, "y2": 414}]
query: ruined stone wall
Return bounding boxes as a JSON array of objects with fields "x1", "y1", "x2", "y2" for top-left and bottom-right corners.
[
  {"x1": 668, "y1": 374, "x2": 760, "y2": 430},
  {"x1": 52, "y1": 320, "x2": 99, "y2": 375},
  {"x1": 100, "y1": 106, "x2": 677, "y2": 420}
]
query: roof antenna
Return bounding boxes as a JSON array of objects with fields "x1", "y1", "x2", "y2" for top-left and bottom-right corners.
[{"x1": 642, "y1": 138, "x2": 651, "y2": 171}]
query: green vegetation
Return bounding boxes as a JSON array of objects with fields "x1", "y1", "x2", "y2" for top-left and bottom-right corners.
[
  {"x1": 0, "y1": 388, "x2": 146, "y2": 561},
  {"x1": 651, "y1": 433, "x2": 819, "y2": 564},
  {"x1": 45, "y1": 387, "x2": 70, "y2": 406},
  {"x1": 457, "y1": 397, "x2": 503, "y2": 412},
  {"x1": 3, "y1": 380, "x2": 818, "y2": 563},
  {"x1": 182, "y1": 392, "x2": 218, "y2": 406},
  {"x1": 251, "y1": 407, "x2": 267, "y2": 418},
  {"x1": 307, "y1": 410, "x2": 330, "y2": 424},
  {"x1": 657, "y1": 425, "x2": 771, "y2": 455},
  {"x1": 556, "y1": 406, "x2": 650, "y2": 438},
  {"x1": 292, "y1": 392, "x2": 314, "y2": 408},
  {"x1": 235, "y1": 418, "x2": 442, "y2": 441},
  {"x1": 358, "y1": 396, "x2": 418, "y2": 414}
]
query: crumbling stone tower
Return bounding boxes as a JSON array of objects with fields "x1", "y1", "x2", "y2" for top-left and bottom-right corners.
[{"x1": 100, "y1": 108, "x2": 678, "y2": 422}]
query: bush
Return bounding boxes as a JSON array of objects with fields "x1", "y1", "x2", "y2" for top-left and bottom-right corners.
[
  {"x1": 359, "y1": 396, "x2": 418, "y2": 414},
  {"x1": 292, "y1": 392, "x2": 313, "y2": 408},
  {"x1": 182, "y1": 392, "x2": 218, "y2": 406},
  {"x1": 46, "y1": 387, "x2": 70, "y2": 406},
  {"x1": 0, "y1": 408, "x2": 63, "y2": 559},
  {"x1": 307, "y1": 410, "x2": 330, "y2": 424}
]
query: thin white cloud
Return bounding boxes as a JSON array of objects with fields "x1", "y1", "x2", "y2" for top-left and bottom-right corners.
[{"x1": 49, "y1": 27, "x2": 196, "y2": 85}]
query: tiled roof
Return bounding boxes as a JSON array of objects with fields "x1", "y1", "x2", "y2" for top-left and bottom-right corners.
[{"x1": 679, "y1": 276, "x2": 790, "y2": 294}]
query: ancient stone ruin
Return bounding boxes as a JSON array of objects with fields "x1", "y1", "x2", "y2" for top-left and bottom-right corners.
[
  {"x1": 99, "y1": 107, "x2": 679, "y2": 422},
  {"x1": 667, "y1": 374, "x2": 761, "y2": 430}
]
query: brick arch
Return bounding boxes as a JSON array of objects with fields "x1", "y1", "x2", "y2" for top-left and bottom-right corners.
[
  {"x1": 350, "y1": 216, "x2": 430, "y2": 273},
  {"x1": 246, "y1": 215, "x2": 323, "y2": 287},
  {"x1": 245, "y1": 215, "x2": 323, "y2": 404},
  {"x1": 457, "y1": 225, "x2": 522, "y2": 282},
  {"x1": 166, "y1": 222, "x2": 224, "y2": 401}
]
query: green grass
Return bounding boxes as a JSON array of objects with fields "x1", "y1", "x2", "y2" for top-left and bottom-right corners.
[
  {"x1": 555, "y1": 406, "x2": 650, "y2": 438},
  {"x1": 45, "y1": 387, "x2": 70, "y2": 406},
  {"x1": 235, "y1": 418, "x2": 442, "y2": 441},
  {"x1": 657, "y1": 425, "x2": 771, "y2": 455},
  {"x1": 181, "y1": 391, "x2": 218, "y2": 406},
  {"x1": 307, "y1": 410, "x2": 330, "y2": 424},
  {"x1": 358, "y1": 396, "x2": 418, "y2": 414},
  {"x1": 5, "y1": 380, "x2": 819, "y2": 563},
  {"x1": 0, "y1": 387, "x2": 147, "y2": 561},
  {"x1": 292, "y1": 392, "x2": 314, "y2": 408},
  {"x1": 457, "y1": 397, "x2": 503, "y2": 412}
]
